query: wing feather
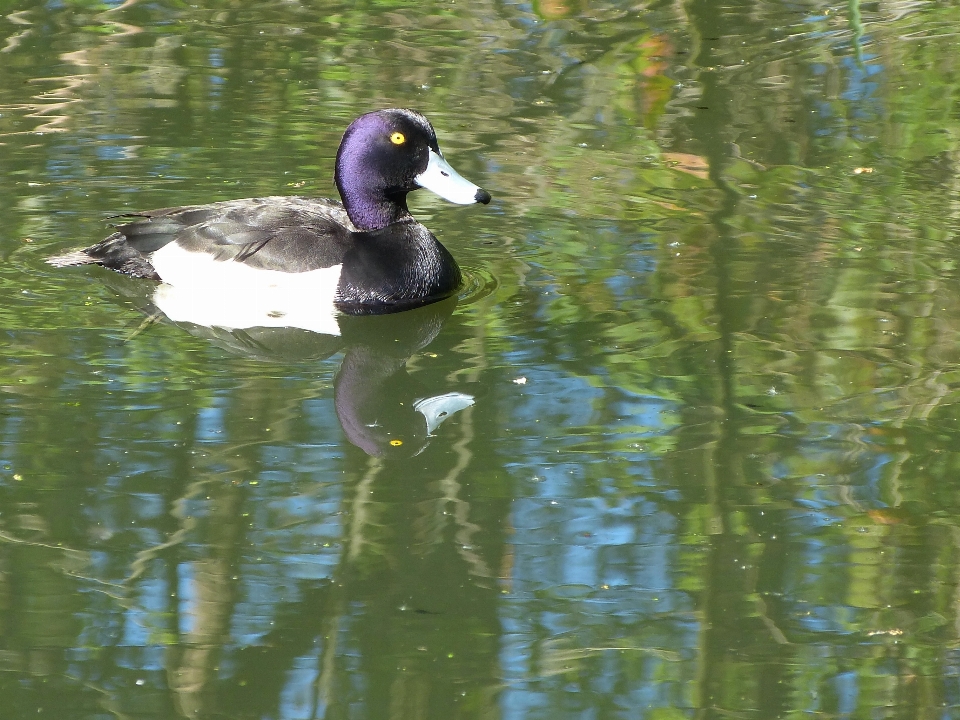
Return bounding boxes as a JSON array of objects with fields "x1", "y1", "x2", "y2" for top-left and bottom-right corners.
[{"x1": 50, "y1": 196, "x2": 357, "y2": 276}]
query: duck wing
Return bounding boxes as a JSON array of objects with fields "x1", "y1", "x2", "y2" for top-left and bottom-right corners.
[
  {"x1": 127, "y1": 196, "x2": 356, "y2": 272},
  {"x1": 49, "y1": 196, "x2": 356, "y2": 277}
]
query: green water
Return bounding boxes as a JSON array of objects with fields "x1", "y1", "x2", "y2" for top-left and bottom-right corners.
[{"x1": 2, "y1": 0, "x2": 960, "y2": 717}]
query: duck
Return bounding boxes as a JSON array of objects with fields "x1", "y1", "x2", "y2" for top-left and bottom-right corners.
[{"x1": 47, "y1": 108, "x2": 491, "y2": 334}]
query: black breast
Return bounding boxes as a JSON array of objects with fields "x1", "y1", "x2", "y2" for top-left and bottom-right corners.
[{"x1": 334, "y1": 221, "x2": 462, "y2": 314}]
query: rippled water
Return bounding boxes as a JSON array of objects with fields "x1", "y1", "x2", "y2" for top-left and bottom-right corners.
[{"x1": 2, "y1": 0, "x2": 960, "y2": 718}]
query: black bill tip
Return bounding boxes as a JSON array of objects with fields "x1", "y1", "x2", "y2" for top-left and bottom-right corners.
[{"x1": 475, "y1": 188, "x2": 492, "y2": 205}]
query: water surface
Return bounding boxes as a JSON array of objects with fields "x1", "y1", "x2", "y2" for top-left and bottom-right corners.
[{"x1": 2, "y1": 0, "x2": 960, "y2": 717}]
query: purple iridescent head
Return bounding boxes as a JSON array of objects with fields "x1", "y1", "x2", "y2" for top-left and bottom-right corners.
[{"x1": 334, "y1": 109, "x2": 491, "y2": 231}]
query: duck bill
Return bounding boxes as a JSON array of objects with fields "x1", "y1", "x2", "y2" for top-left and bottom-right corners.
[{"x1": 415, "y1": 149, "x2": 491, "y2": 205}]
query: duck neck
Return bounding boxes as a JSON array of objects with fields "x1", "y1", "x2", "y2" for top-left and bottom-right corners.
[
  {"x1": 335, "y1": 148, "x2": 411, "y2": 231},
  {"x1": 340, "y1": 188, "x2": 411, "y2": 231}
]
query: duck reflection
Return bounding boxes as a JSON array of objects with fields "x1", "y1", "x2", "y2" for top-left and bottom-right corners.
[
  {"x1": 112, "y1": 270, "x2": 473, "y2": 457},
  {"x1": 12, "y1": 278, "x2": 506, "y2": 719},
  {"x1": 197, "y1": 298, "x2": 471, "y2": 457}
]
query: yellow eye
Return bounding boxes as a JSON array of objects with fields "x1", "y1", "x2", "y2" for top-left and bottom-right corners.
[
  {"x1": 389, "y1": 439, "x2": 403, "y2": 446},
  {"x1": 390, "y1": 132, "x2": 406, "y2": 145}
]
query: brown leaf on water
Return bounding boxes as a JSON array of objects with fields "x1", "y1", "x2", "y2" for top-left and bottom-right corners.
[
  {"x1": 662, "y1": 152, "x2": 710, "y2": 179},
  {"x1": 867, "y1": 509, "x2": 903, "y2": 525}
]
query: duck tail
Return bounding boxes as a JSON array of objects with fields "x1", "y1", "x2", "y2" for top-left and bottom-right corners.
[
  {"x1": 46, "y1": 231, "x2": 160, "y2": 280},
  {"x1": 46, "y1": 249, "x2": 99, "y2": 268}
]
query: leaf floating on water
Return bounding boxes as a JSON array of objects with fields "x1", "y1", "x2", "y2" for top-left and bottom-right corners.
[{"x1": 662, "y1": 152, "x2": 710, "y2": 179}]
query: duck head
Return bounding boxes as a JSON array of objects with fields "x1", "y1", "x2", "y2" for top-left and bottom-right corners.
[{"x1": 335, "y1": 108, "x2": 491, "y2": 231}]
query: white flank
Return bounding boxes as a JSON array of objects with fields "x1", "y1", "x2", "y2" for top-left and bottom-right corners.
[{"x1": 150, "y1": 243, "x2": 343, "y2": 336}]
